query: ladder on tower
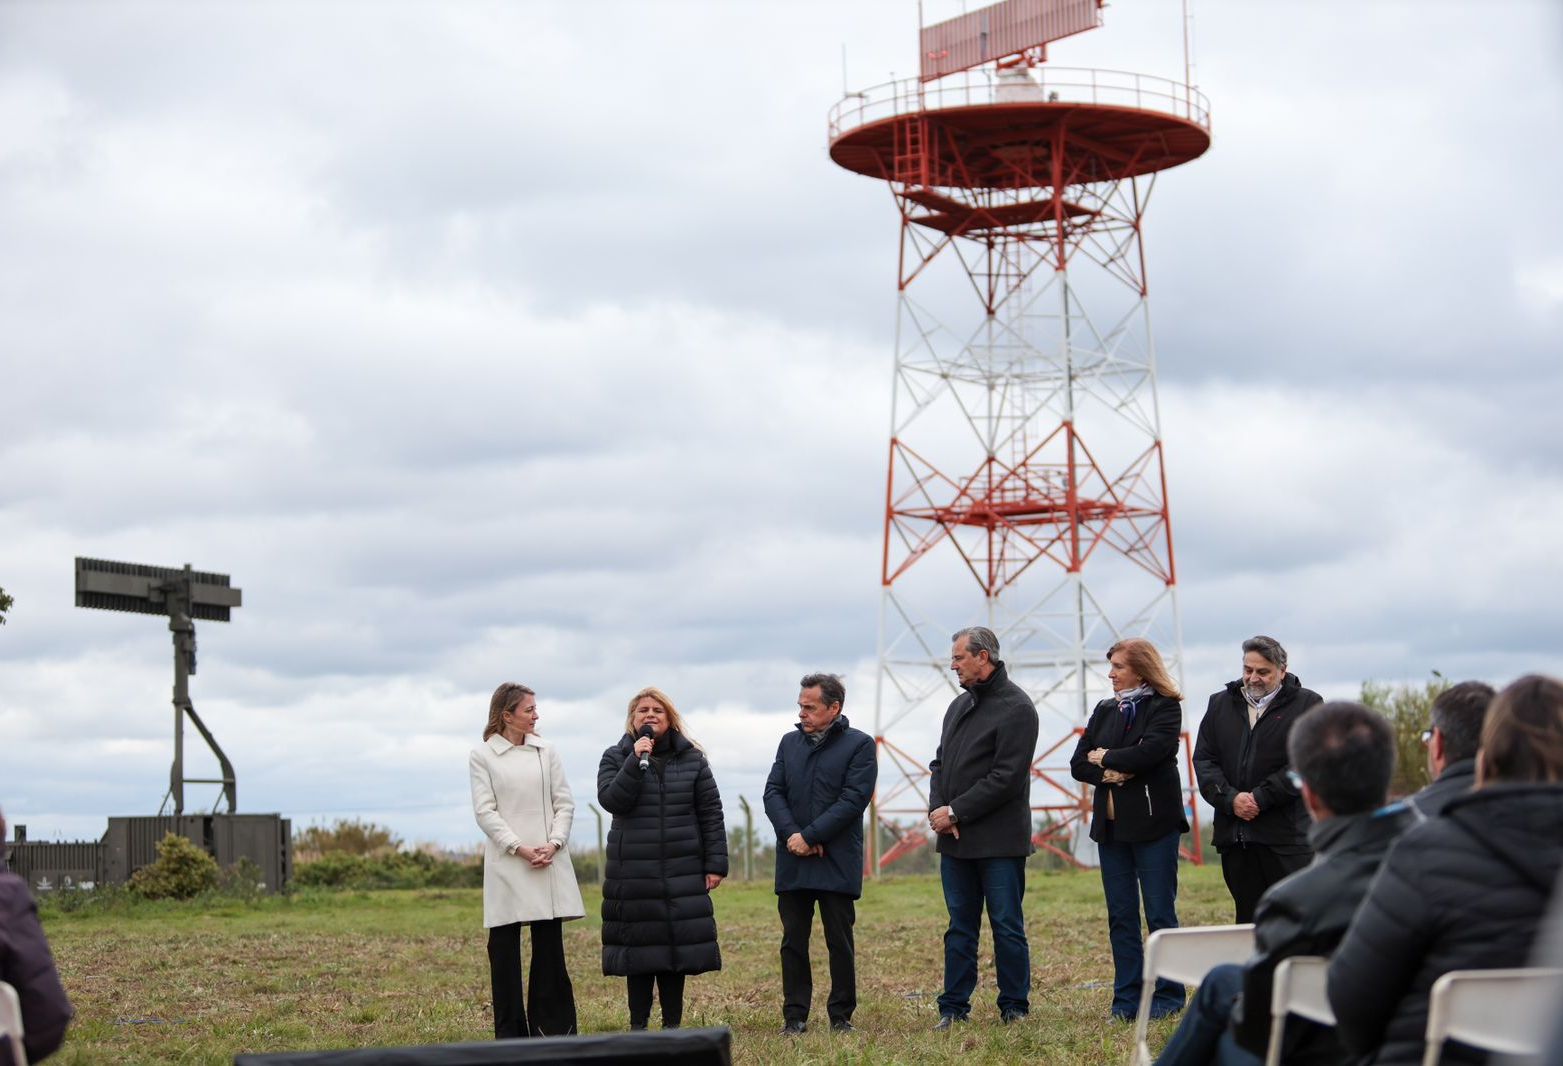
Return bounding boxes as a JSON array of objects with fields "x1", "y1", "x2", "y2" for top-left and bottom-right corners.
[{"x1": 894, "y1": 115, "x2": 931, "y2": 186}]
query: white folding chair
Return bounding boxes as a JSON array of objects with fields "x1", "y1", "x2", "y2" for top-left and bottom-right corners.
[
  {"x1": 1131, "y1": 924, "x2": 1255, "y2": 1066},
  {"x1": 1422, "y1": 967, "x2": 1563, "y2": 1066},
  {"x1": 0, "y1": 981, "x2": 28, "y2": 1066},
  {"x1": 1264, "y1": 955, "x2": 1332, "y2": 1066}
]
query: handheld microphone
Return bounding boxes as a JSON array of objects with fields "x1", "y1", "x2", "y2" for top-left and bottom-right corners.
[{"x1": 638, "y1": 724, "x2": 655, "y2": 771}]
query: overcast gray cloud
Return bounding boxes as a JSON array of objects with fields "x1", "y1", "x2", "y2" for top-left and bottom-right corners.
[{"x1": 2, "y1": 1, "x2": 1560, "y2": 847}]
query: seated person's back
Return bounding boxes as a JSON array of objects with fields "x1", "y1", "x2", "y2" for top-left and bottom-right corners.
[
  {"x1": 0, "y1": 811, "x2": 74, "y2": 1065},
  {"x1": 1327, "y1": 675, "x2": 1563, "y2": 1066}
]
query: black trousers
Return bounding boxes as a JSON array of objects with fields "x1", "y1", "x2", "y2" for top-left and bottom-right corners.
[
  {"x1": 487, "y1": 919, "x2": 577, "y2": 1039},
  {"x1": 1220, "y1": 846, "x2": 1311, "y2": 923},
  {"x1": 626, "y1": 971, "x2": 686, "y2": 1029},
  {"x1": 778, "y1": 890, "x2": 857, "y2": 1025}
]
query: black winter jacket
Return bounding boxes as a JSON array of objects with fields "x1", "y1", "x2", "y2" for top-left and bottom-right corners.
[
  {"x1": 0, "y1": 870, "x2": 73, "y2": 1065},
  {"x1": 1193, "y1": 675, "x2": 1322, "y2": 852},
  {"x1": 763, "y1": 715, "x2": 876, "y2": 898},
  {"x1": 1327, "y1": 784, "x2": 1563, "y2": 1065},
  {"x1": 1069, "y1": 692, "x2": 1189, "y2": 843},
  {"x1": 1229, "y1": 803, "x2": 1417, "y2": 1065},
  {"x1": 597, "y1": 730, "x2": 729, "y2": 977},
  {"x1": 1406, "y1": 757, "x2": 1476, "y2": 819},
  {"x1": 928, "y1": 661, "x2": 1040, "y2": 859}
]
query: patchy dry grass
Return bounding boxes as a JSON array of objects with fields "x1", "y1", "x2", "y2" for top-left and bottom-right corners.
[{"x1": 43, "y1": 864, "x2": 1233, "y2": 1063}]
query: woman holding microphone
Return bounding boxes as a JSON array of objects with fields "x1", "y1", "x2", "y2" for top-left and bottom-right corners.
[
  {"x1": 470, "y1": 682, "x2": 585, "y2": 1038},
  {"x1": 598, "y1": 686, "x2": 728, "y2": 1030},
  {"x1": 1070, "y1": 638, "x2": 1189, "y2": 1022}
]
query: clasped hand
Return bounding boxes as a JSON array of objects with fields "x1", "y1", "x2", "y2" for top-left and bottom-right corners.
[
  {"x1": 928, "y1": 805, "x2": 959, "y2": 837},
  {"x1": 1232, "y1": 791, "x2": 1260, "y2": 820},
  {"x1": 1088, "y1": 748, "x2": 1134, "y2": 785},
  {"x1": 512, "y1": 842, "x2": 559, "y2": 868},
  {"x1": 786, "y1": 832, "x2": 825, "y2": 858}
]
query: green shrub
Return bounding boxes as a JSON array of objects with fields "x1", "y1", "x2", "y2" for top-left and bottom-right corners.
[
  {"x1": 130, "y1": 833, "x2": 220, "y2": 900},
  {"x1": 293, "y1": 818, "x2": 402, "y2": 861},
  {"x1": 1361, "y1": 673, "x2": 1448, "y2": 799},
  {"x1": 293, "y1": 850, "x2": 480, "y2": 891}
]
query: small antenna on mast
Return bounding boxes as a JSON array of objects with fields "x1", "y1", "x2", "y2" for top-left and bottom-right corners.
[{"x1": 1182, "y1": 0, "x2": 1198, "y2": 91}]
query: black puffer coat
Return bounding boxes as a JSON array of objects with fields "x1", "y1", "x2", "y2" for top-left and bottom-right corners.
[
  {"x1": 1406, "y1": 757, "x2": 1476, "y2": 819},
  {"x1": 1194, "y1": 674, "x2": 1322, "y2": 852},
  {"x1": 1327, "y1": 784, "x2": 1563, "y2": 1065},
  {"x1": 597, "y1": 730, "x2": 729, "y2": 977},
  {"x1": 1070, "y1": 692, "x2": 1189, "y2": 843}
]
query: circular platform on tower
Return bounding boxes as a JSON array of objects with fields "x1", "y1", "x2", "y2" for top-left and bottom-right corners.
[{"x1": 829, "y1": 67, "x2": 1211, "y2": 188}]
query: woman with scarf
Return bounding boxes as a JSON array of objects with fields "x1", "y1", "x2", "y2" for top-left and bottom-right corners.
[
  {"x1": 597, "y1": 686, "x2": 728, "y2": 1030},
  {"x1": 1071, "y1": 638, "x2": 1190, "y2": 1022}
]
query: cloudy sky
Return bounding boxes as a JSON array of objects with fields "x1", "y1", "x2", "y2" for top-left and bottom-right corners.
[{"x1": 3, "y1": 1, "x2": 1560, "y2": 850}]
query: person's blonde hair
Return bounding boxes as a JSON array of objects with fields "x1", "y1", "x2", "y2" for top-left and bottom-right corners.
[
  {"x1": 483, "y1": 682, "x2": 535, "y2": 741},
  {"x1": 1106, "y1": 638, "x2": 1182, "y2": 701},
  {"x1": 625, "y1": 686, "x2": 701, "y2": 750}
]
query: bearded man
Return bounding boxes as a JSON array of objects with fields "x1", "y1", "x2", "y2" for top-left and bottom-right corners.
[{"x1": 1193, "y1": 636, "x2": 1323, "y2": 923}]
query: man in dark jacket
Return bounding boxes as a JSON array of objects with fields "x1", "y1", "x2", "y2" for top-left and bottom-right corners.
[
  {"x1": 1155, "y1": 701, "x2": 1413, "y2": 1066},
  {"x1": 762, "y1": 673, "x2": 876, "y2": 1035},
  {"x1": 927, "y1": 626, "x2": 1039, "y2": 1028},
  {"x1": 1194, "y1": 635, "x2": 1323, "y2": 922},
  {"x1": 1407, "y1": 680, "x2": 1493, "y2": 818},
  {"x1": 0, "y1": 811, "x2": 73, "y2": 1065}
]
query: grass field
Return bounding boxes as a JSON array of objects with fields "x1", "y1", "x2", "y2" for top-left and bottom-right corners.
[{"x1": 42, "y1": 863, "x2": 1233, "y2": 1064}]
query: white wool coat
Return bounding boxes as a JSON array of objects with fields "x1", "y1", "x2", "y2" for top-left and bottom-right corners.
[{"x1": 469, "y1": 733, "x2": 586, "y2": 928}]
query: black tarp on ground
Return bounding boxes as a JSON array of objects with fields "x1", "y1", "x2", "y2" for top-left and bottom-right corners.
[{"x1": 233, "y1": 1027, "x2": 731, "y2": 1065}]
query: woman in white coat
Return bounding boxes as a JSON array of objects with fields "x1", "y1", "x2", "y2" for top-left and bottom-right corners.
[{"x1": 470, "y1": 682, "x2": 586, "y2": 1038}]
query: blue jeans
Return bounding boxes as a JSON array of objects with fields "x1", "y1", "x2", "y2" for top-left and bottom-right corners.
[
  {"x1": 1099, "y1": 830, "x2": 1185, "y2": 1019},
  {"x1": 938, "y1": 854, "x2": 1030, "y2": 1018},
  {"x1": 1154, "y1": 963, "x2": 1261, "y2": 1066}
]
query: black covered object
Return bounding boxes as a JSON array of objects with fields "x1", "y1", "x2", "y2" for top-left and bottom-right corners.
[{"x1": 234, "y1": 1026, "x2": 731, "y2": 1065}]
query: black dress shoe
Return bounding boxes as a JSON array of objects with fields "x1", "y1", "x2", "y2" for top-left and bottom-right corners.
[
  {"x1": 782, "y1": 1019, "x2": 807, "y2": 1035},
  {"x1": 1001, "y1": 1010, "x2": 1028, "y2": 1024},
  {"x1": 932, "y1": 1014, "x2": 967, "y2": 1031},
  {"x1": 830, "y1": 1019, "x2": 857, "y2": 1033}
]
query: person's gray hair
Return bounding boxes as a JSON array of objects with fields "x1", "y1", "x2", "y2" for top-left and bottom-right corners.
[
  {"x1": 1242, "y1": 635, "x2": 1287, "y2": 671},
  {"x1": 952, "y1": 626, "x2": 1001, "y2": 660},
  {"x1": 799, "y1": 672, "x2": 846, "y2": 709}
]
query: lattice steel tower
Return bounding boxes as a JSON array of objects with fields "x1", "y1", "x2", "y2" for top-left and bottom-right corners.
[{"x1": 828, "y1": 0, "x2": 1211, "y2": 869}]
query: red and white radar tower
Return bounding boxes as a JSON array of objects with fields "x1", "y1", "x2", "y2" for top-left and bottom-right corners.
[{"x1": 828, "y1": 0, "x2": 1211, "y2": 870}]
